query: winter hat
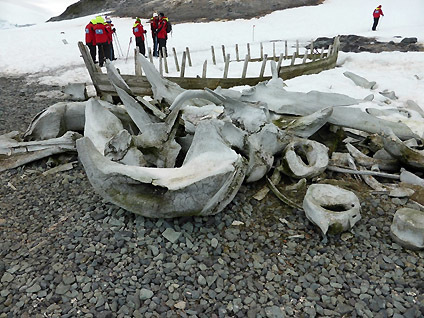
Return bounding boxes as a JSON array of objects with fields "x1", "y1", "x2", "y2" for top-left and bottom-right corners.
[
  {"x1": 153, "y1": 12, "x2": 158, "y2": 17},
  {"x1": 159, "y1": 12, "x2": 165, "y2": 18},
  {"x1": 136, "y1": 17, "x2": 141, "y2": 22}
]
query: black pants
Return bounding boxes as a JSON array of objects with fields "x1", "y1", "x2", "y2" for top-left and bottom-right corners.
[
  {"x1": 372, "y1": 17, "x2": 379, "y2": 31},
  {"x1": 135, "y1": 37, "x2": 146, "y2": 56},
  {"x1": 87, "y1": 43, "x2": 97, "y2": 63},
  {"x1": 97, "y1": 42, "x2": 111, "y2": 66},
  {"x1": 158, "y1": 38, "x2": 167, "y2": 57}
]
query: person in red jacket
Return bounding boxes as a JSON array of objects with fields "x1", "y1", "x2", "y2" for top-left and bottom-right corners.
[
  {"x1": 133, "y1": 18, "x2": 147, "y2": 56},
  {"x1": 93, "y1": 16, "x2": 111, "y2": 67},
  {"x1": 105, "y1": 16, "x2": 116, "y2": 60},
  {"x1": 156, "y1": 13, "x2": 169, "y2": 57},
  {"x1": 150, "y1": 13, "x2": 159, "y2": 57},
  {"x1": 85, "y1": 18, "x2": 97, "y2": 63},
  {"x1": 372, "y1": 5, "x2": 384, "y2": 31}
]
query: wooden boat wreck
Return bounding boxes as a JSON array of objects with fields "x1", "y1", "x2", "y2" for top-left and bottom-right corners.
[{"x1": 78, "y1": 36, "x2": 340, "y2": 99}]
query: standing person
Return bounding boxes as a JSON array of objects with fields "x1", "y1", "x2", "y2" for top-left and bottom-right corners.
[
  {"x1": 133, "y1": 18, "x2": 147, "y2": 56},
  {"x1": 93, "y1": 16, "x2": 111, "y2": 67},
  {"x1": 156, "y1": 13, "x2": 169, "y2": 57},
  {"x1": 150, "y1": 12, "x2": 159, "y2": 57},
  {"x1": 105, "y1": 16, "x2": 116, "y2": 60},
  {"x1": 85, "y1": 18, "x2": 97, "y2": 63},
  {"x1": 372, "y1": 5, "x2": 384, "y2": 31}
]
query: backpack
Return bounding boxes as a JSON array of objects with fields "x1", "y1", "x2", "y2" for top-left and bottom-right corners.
[{"x1": 166, "y1": 21, "x2": 172, "y2": 33}]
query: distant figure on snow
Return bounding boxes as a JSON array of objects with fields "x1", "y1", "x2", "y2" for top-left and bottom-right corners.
[
  {"x1": 156, "y1": 12, "x2": 169, "y2": 57},
  {"x1": 93, "y1": 16, "x2": 111, "y2": 67},
  {"x1": 372, "y1": 5, "x2": 384, "y2": 31},
  {"x1": 150, "y1": 12, "x2": 159, "y2": 57},
  {"x1": 85, "y1": 18, "x2": 97, "y2": 63},
  {"x1": 133, "y1": 18, "x2": 147, "y2": 56}
]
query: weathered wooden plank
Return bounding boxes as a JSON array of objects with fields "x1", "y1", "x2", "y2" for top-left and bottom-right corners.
[
  {"x1": 202, "y1": 60, "x2": 207, "y2": 78},
  {"x1": 162, "y1": 47, "x2": 169, "y2": 73},
  {"x1": 247, "y1": 43, "x2": 251, "y2": 59},
  {"x1": 277, "y1": 53, "x2": 284, "y2": 70},
  {"x1": 221, "y1": 45, "x2": 226, "y2": 63},
  {"x1": 235, "y1": 44, "x2": 240, "y2": 62},
  {"x1": 180, "y1": 51, "x2": 187, "y2": 77},
  {"x1": 172, "y1": 47, "x2": 180, "y2": 72},
  {"x1": 284, "y1": 40, "x2": 288, "y2": 59},
  {"x1": 242, "y1": 54, "x2": 249, "y2": 78},
  {"x1": 78, "y1": 42, "x2": 102, "y2": 96},
  {"x1": 296, "y1": 40, "x2": 299, "y2": 56},
  {"x1": 223, "y1": 54, "x2": 230, "y2": 78},
  {"x1": 259, "y1": 54, "x2": 267, "y2": 77},
  {"x1": 134, "y1": 47, "x2": 142, "y2": 76},
  {"x1": 186, "y1": 47, "x2": 192, "y2": 67},
  {"x1": 260, "y1": 42, "x2": 264, "y2": 60},
  {"x1": 291, "y1": 52, "x2": 296, "y2": 66},
  {"x1": 211, "y1": 45, "x2": 216, "y2": 65},
  {"x1": 148, "y1": 48, "x2": 153, "y2": 63}
]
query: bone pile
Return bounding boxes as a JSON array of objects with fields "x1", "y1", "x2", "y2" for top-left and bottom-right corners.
[{"x1": 1, "y1": 56, "x2": 423, "y2": 249}]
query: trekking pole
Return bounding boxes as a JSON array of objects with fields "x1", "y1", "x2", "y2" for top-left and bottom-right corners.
[
  {"x1": 126, "y1": 37, "x2": 133, "y2": 62},
  {"x1": 113, "y1": 32, "x2": 124, "y2": 57}
]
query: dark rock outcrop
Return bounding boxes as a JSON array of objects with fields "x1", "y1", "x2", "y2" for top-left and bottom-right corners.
[
  {"x1": 310, "y1": 35, "x2": 423, "y2": 53},
  {"x1": 49, "y1": 0, "x2": 322, "y2": 23}
]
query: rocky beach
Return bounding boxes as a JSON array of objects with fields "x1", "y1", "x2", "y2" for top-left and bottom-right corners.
[{"x1": 1, "y1": 76, "x2": 423, "y2": 317}]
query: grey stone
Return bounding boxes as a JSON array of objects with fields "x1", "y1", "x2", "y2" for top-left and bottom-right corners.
[{"x1": 162, "y1": 228, "x2": 181, "y2": 243}]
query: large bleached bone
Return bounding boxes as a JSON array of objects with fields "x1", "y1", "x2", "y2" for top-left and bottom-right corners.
[
  {"x1": 280, "y1": 139, "x2": 329, "y2": 179},
  {"x1": 237, "y1": 77, "x2": 417, "y2": 140},
  {"x1": 138, "y1": 54, "x2": 185, "y2": 104},
  {"x1": 303, "y1": 184, "x2": 361, "y2": 235},
  {"x1": 76, "y1": 120, "x2": 247, "y2": 218},
  {"x1": 381, "y1": 129, "x2": 424, "y2": 171},
  {"x1": 23, "y1": 100, "x2": 135, "y2": 141},
  {"x1": 280, "y1": 107, "x2": 333, "y2": 138},
  {"x1": 391, "y1": 208, "x2": 424, "y2": 250},
  {"x1": 346, "y1": 143, "x2": 399, "y2": 171},
  {"x1": 0, "y1": 131, "x2": 81, "y2": 172},
  {"x1": 343, "y1": 71, "x2": 376, "y2": 89},
  {"x1": 105, "y1": 60, "x2": 132, "y2": 95},
  {"x1": 400, "y1": 168, "x2": 424, "y2": 187}
]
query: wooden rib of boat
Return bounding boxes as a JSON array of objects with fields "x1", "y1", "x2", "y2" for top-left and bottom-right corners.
[{"x1": 78, "y1": 36, "x2": 340, "y2": 98}]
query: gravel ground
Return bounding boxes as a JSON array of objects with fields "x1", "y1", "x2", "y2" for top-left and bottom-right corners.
[{"x1": 1, "y1": 76, "x2": 424, "y2": 317}]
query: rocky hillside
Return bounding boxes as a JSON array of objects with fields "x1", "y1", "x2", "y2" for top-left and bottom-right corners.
[{"x1": 49, "y1": 0, "x2": 321, "y2": 23}]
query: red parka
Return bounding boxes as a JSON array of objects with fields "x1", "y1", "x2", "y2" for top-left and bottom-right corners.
[
  {"x1": 156, "y1": 17, "x2": 168, "y2": 39},
  {"x1": 150, "y1": 17, "x2": 158, "y2": 36},
  {"x1": 105, "y1": 23, "x2": 113, "y2": 43},
  {"x1": 133, "y1": 21, "x2": 145, "y2": 40},
  {"x1": 373, "y1": 6, "x2": 384, "y2": 18},
  {"x1": 85, "y1": 21, "x2": 96, "y2": 45},
  {"x1": 93, "y1": 19, "x2": 109, "y2": 44}
]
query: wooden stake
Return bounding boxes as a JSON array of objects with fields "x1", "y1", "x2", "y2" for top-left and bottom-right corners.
[
  {"x1": 159, "y1": 56, "x2": 163, "y2": 75},
  {"x1": 302, "y1": 49, "x2": 308, "y2": 64},
  {"x1": 172, "y1": 47, "x2": 180, "y2": 72},
  {"x1": 162, "y1": 47, "x2": 169, "y2": 73},
  {"x1": 221, "y1": 45, "x2": 226, "y2": 62},
  {"x1": 242, "y1": 54, "x2": 249, "y2": 78},
  {"x1": 260, "y1": 42, "x2": 263, "y2": 60},
  {"x1": 180, "y1": 51, "x2": 186, "y2": 77},
  {"x1": 259, "y1": 54, "x2": 267, "y2": 77},
  {"x1": 284, "y1": 40, "x2": 288, "y2": 59},
  {"x1": 185, "y1": 47, "x2": 192, "y2": 67},
  {"x1": 272, "y1": 42, "x2": 276, "y2": 59},
  {"x1": 235, "y1": 44, "x2": 239, "y2": 62},
  {"x1": 202, "y1": 60, "x2": 207, "y2": 78},
  {"x1": 148, "y1": 47, "x2": 153, "y2": 63},
  {"x1": 223, "y1": 54, "x2": 230, "y2": 78},
  {"x1": 320, "y1": 47, "x2": 324, "y2": 59},
  {"x1": 211, "y1": 45, "x2": 216, "y2": 65},
  {"x1": 247, "y1": 43, "x2": 251, "y2": 59},
  {"x1": 291, "y1": 52, "x2": 296, "y2": 66},
  {"x1": 134, "y1": 47, "x2": 142, "y2": 76},
  {"x1": 277, "y1": 53, "x2": 284, "y2": 71}
]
